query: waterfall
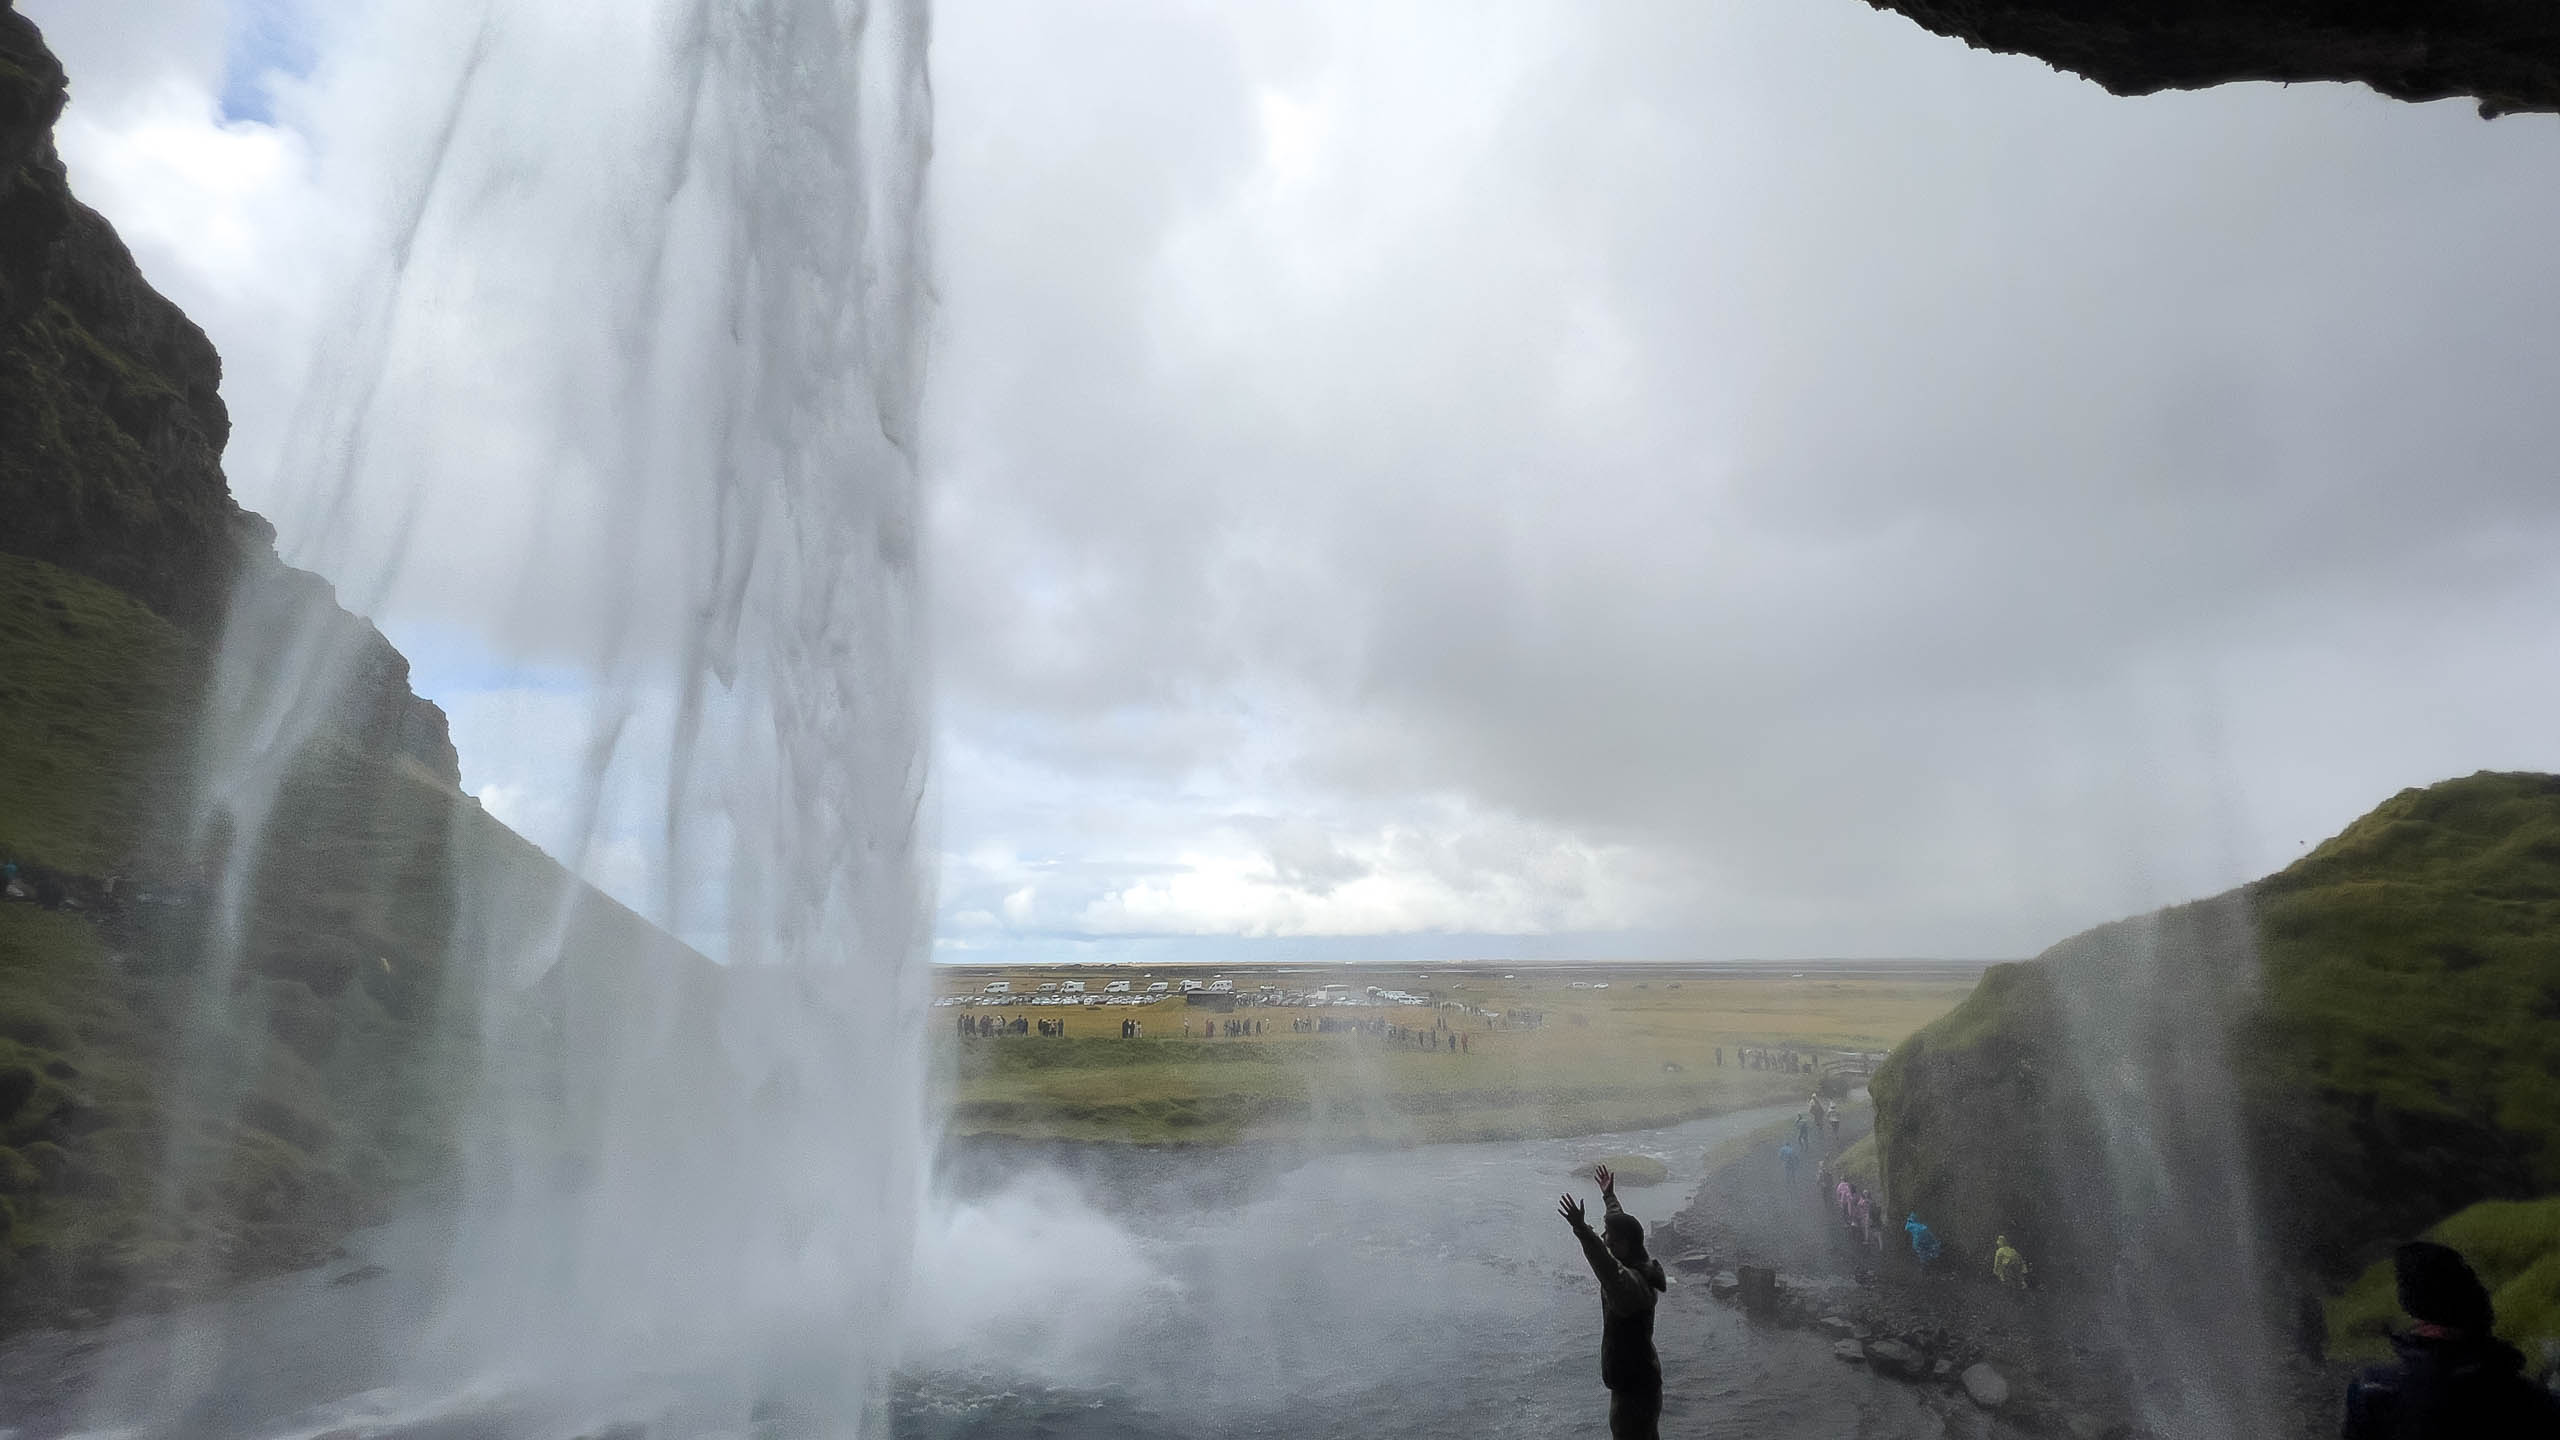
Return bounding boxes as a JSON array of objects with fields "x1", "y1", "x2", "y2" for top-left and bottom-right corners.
[
  {"x1": 2048, "y1": 896, "x2": 2286, "y2": 1438},
  {"x1": 93, "y1": 0, "x2": 938, "y2": 1432}
]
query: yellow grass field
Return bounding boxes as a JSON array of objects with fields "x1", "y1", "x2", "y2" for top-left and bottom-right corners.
[{"x1": 930, "y1": 962, "x2": 1980, "y2": 1147}]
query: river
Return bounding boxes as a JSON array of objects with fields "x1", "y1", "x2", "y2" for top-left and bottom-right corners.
[{"x1": 4, "y1": 1106, "x2": 1952, "y2": 1439}]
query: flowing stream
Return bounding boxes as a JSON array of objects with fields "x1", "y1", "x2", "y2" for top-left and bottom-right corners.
[{"x1": 4, "y1": 1107, "x2": 1958, "y2": 1439}]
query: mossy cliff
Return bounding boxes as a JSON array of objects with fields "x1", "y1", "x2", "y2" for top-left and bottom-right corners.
[
  {"x1": 1873, "y1": 772, "x2": 2560, "y2": 1303},
  {"x1": 0, "y1": 4, "x2": 712, "y2": 1333}
]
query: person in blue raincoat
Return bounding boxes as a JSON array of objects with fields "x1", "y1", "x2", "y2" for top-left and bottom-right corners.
[{"x1": 1905, "y1": 1213, "x2": 1941, "y2": 1265}]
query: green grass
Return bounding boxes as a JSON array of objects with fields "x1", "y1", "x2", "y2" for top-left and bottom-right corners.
[
  {"x1": 2326, "y1": 1195, "x2": 2560, "y2": 1361},
  {"x1": 1833, "y1": 1132, "x2": 1879, "y2": 1191},
  {"x1": 935, "y1": 968, "x2": 1969, "y2": 1148},
  {"x1": 2245, "y1": 774, "x2": 2560, "y2": 1261},
  {"x1": 0, "y1": 553, "x2": 201, "y2": 875}
]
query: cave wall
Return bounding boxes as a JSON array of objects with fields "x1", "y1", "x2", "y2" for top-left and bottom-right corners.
[{"x1": 1865, "y1": 0, "x2": 2560, "y2": 118}]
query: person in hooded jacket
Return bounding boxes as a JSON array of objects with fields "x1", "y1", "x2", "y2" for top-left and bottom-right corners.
[
  {"x1": 1559, "y1": 1163, "x2": 1669, "y2": 1440},
  {"x1": 1992, "y1": 1234, "x2": 2027, "y2": 1288},
  {"x1": 2342, "y1": 1240, "x2": 2560, "y2": 1438}
]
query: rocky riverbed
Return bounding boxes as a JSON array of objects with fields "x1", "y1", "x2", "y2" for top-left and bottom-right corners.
[{"x1": 1654, "y1": 1101, "x2": 2358, "y2": 1439}]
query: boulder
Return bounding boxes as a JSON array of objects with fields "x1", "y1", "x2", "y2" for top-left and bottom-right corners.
[
  {"x1": 1833, "y1": 1339, "x2": 1866, "y2": 1363},
  {"x1": 1670, "y1": 1250, "x2": 1716, "y2": 1274},
  {"x1": 1736, "y1": 1264, "x2": 1781, "y2": 1315},
  {"x1": 1863, "y1": 1337, "x2": 1928, "y2": 1380},
  {"x1": 1961, "y1": 1362, "x2": 2009, "y2": 1408},
  {"x1": 1816, "y1": 1315, "x2": 1859, "y2": 1338}
]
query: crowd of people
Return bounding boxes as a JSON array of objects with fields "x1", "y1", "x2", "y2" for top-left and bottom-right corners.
[
  {"x1": 1782, "y1": 1092, "x2": 1998, "y2": 1280},
  {"x1": 1719, "y1": 1044, "x2": 1817, "y2": 1073}
]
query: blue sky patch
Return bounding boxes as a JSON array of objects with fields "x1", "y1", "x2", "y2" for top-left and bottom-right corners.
[{"x1": 218, "y1": 0, "x2": 313, "y2": 126}]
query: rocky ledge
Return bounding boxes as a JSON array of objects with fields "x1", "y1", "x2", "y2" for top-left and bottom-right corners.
[{"x1": 1864, "y1": 0, "x2": 2560, "y2": 118}]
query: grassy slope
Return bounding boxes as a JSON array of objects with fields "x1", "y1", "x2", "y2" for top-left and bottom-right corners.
[
  {"x1": 0, "y1": 551, "x2": 199, "y2": 875},
  {"x1": 0, "y1": 553, "x2": 483, "y2": 1319},
  {"x1": 1872, "y1": 773, "x2": 2560, "y2": 1322},
  {"x1": 0, "y1": 550, "x2": 726, "y2": 1326},
  {"x1": 2246, "y1": 775, "x2": 2560, "y2": 1253}
]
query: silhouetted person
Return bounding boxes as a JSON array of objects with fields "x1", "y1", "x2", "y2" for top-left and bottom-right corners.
[
  {"x1": 2343, "y1": 1241, "x2": 2560, "y2": 1438},
  {"x1": 1559, "y1": 1164, "x2": 1666, "y2": 1440}
]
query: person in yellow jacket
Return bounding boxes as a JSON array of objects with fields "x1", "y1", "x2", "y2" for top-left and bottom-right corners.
[{"x1": 1993, "y1": 1234, "x2": 2027, "y2": 1289}]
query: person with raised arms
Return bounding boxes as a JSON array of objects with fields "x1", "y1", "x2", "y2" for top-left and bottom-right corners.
[{"x1": 1559, "y1": 1163, "x2": 1669, "y2": 1440}]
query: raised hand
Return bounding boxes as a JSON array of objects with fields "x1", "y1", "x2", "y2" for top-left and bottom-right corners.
[
  {"x1": 1558, "y1": 1193, "x2": 1587, "y2": 1229},
  {"x1": 1593, "y1": 1163, "x2": 1616, "y2": 1197}
]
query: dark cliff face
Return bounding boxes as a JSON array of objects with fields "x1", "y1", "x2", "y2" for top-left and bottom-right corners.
[
  {"x1": 0, "y1": 3, "x2": 456, "y2": 788},
  {"x1": 1865, "y1": 0, "x2": 2560, "y2": 118},
  {"x1": 1, "y1": 6, "x2": 240, "y2": 627}
]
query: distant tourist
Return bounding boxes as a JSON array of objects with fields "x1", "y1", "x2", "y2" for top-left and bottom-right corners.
[
  {"x1": 2343, "y1": 1241, "x2": 2560, "y2": 1438},
  {"x1": 1992, "y1": 1234, "x2": 2027, "y2": 1288},
  {"x1": 1904, "y1": 1214, "x2": 1941, "y2": 1266},
  {"x1": 1558, "y1": 1164, "x2": 1667, "y2": 1440}
]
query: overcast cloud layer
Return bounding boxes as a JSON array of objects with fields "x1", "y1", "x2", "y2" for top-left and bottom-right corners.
[{"x1": 31, "y1": 0, "x2": 2560, "y2": 962}]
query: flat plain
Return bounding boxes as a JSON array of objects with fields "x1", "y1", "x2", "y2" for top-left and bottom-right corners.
[{"x1": 931, "y1": 961, "x2": 1983, "y2": 1147}]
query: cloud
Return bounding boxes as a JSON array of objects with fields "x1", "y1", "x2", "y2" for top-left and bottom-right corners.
[
  {"x1": 920, "y1": 0, "x2": 2560, "y2": 958},
  {"x1": 30, "y1": 0, "x2": 2560, "y2": 964}
]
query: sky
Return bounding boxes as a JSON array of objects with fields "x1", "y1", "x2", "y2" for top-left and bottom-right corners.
[{"x1": 26, "y1": 0, "x2": 2560, "y2": 965}]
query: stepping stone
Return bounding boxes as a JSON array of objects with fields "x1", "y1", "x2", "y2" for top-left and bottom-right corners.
[{"x1": 1961, "y1": 1362, "x2": 2010, "y2": 1409}]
